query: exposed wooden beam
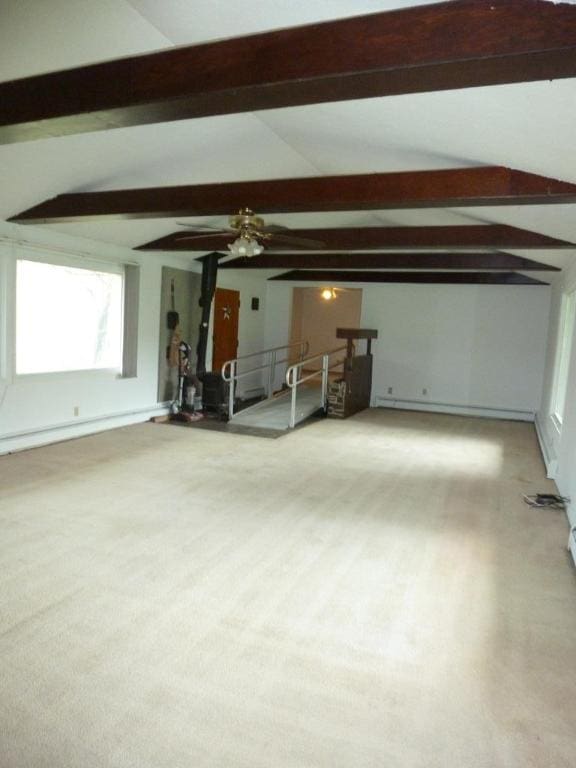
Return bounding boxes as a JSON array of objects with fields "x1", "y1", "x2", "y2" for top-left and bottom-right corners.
[
  {"x1": 137, "y1": 225, "x2": 573, "y2": 252},
  {"x1": 219, "y1": 252, "x2": 560, "y2": 271},
  {"x1": 12, "y1": 168, "x2": 576, "y2": 224},
  {"x1": 269, "y1": 270, "x2": 548, "y2": 285},
  {"x1": 2, "y1": 0, "x2": 576, "y2": 144}
]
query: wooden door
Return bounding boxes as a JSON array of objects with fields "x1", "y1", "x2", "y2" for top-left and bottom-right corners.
[{"x1": 212, "y1": 288, "x2": 240, "y2": 373}]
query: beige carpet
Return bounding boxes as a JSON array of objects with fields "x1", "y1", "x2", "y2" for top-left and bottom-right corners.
[{"x1": 0, "y1": 409, "x2": 575, "y2": 768}]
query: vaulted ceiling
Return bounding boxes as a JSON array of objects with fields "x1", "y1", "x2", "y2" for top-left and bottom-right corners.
[{"x1": 2, "y1": 0, "x2": 576, "y2": 276}]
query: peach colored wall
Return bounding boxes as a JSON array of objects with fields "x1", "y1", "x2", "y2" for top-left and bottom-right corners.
[{"x1": 290, "y1": 287, "x2": 362, "y2": 367}]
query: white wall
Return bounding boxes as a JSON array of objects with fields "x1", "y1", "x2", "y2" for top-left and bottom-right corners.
[
  {"x1": 265, "y1": 280, "x2": 551, "y2": 419},
  {"x1": 0, "y1": 222, "x2": 204, "y2": 454},
  {"x1": 0, "y1": 228, "x2": 272, "y2": 454},
  {"x1": 536, "y1": 264, "x2": 576, "y2": 530},
  {"x1": 0, "y1": 232, "x2": 554, "y2": 456}
]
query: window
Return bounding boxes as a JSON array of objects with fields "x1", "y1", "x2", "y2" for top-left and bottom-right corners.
[
  {"x1": 16, "y1": 259, "x2": 123, "y2": 375},
  {"x1": 551, "y1": 289, "x2": 576, "y2": 428}
]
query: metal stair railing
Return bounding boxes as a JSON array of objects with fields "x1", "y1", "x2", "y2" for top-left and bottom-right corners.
[
  {"x1": 285, "y1": 345, "x2": 347, "y2": 428},
  {"x1": 222, "y1": 340, "x2": 309, "y2": 418}
]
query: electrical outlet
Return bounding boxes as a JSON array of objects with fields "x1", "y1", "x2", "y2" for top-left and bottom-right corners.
[
  {"x1": 387, "y1": 386, "x2": 393, "y2": 395},
  {"x1": 422, "y1": 388, "x2": 428, "y2": 396},
  {"x1": 73, "y1": 406, "x2": 80, "y2": 417}
]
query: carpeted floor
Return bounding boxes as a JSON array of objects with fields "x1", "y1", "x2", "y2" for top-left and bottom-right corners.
[{"x1": 0, "y1": 409, "x2": 575, "y2": 767}]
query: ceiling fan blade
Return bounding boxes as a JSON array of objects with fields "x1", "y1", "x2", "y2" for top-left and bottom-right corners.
[
  {"x1": 176, "y1": 232, "x2": 233, "y2": 242},
  {"x1": 269, "y1": 233, "x2": 325, "y2": 248},
  {"x1": 176, "y1": 222, "x2": 233, "y2": 232},
  {"x1": 261, "y1": 224, "x2": 290, "y2": 233}
]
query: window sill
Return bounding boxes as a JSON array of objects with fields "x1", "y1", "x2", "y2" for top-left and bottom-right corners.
[{"x1": 15, "y1": 368, "x2": 122, "y2": 382}]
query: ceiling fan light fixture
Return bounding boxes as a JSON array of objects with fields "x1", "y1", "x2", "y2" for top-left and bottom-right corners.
[{"x1": 228, "y1": 235, "x2": 263, "y2": 258}]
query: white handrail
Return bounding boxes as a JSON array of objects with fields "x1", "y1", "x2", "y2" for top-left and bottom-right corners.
[
  {"x1": 221, "y1": 340, "x2": 309, "y2": 380},
  {"x1": 285, "y1": 345, "x2": 347, "y2": 428},
  {"x1": 221, "y1": 340, "x2": 309, "y2": 418},
  {"x1": 285, "y1": 346, "x2": 347, "y2": 388}
]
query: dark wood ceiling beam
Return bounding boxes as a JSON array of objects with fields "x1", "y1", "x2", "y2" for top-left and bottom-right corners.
[
  {"x1": 269, "y1": 270, "x2": 548, "y2": 285},
  {"x1": 11, "y1": 167, "x2": 576, "y2": 224},
  {"x1": 219, "y1": 252, "x2": 560, "y2": 271},
  {"x1": 137, "y1": 225, "x2": 573, "y2": 252},
  {"x1": 2, "y1": 0, "x2": 576, "y2": 144}
]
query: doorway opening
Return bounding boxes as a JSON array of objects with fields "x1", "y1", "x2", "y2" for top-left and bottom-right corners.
[{"x1": 289, "y1": 286, "x2": 363, "y2": 374}]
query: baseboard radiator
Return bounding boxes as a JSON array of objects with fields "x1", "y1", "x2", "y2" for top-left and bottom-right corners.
[
  {"x1": 375, "y1": 396, "x2": 533, "y2": 422},
  {"x1": 569, "y1": 527, "x2": 576, "y2": 569}
]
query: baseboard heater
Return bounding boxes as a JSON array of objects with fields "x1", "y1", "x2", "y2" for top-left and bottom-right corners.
[
  {"x1": 534, "y1": 414, "x2": 558, "y2": 479},
  {"x1": 569, "y1": 527, "x2": 576, "y2": 569},
  {"x1": 375, "y1": 396, "x2": 533, "y2": 421},
  {"x1": 0, "y1": 404, "x2": 169, "y2": 456}
]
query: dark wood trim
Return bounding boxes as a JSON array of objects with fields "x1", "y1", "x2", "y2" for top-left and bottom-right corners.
[
  {"x1": 3, "y1": 0, "x2": 576, "y2": 144},
  {"x1": 139, "y1": 225, "x2": 573, "y2": 252},
  {"x1": 269, "y1": 270, "x2": 548, "y2": 285},
  {"x1": 219, "y1": 252, "x2": 560, "y2": 271},
  {"x1": 12, "y1": 168, "x2": 576, "y2": 224}
]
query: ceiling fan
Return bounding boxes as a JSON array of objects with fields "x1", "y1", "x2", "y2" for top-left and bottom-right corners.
[{"x1": 175, "y1": 208, "x2": 324, "y2": 256}]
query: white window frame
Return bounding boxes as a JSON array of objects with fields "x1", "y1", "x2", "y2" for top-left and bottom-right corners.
[
  {"x1": 14, "y1": 252, "x2": 125, "y2": 380},
  {"x1": 550, "y1": 288, "x2": 576, "y2": 432}
]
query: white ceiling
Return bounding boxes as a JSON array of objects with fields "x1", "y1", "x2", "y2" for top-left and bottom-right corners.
[{"x1": 1, "y1": 0, "x2": 575, "y2": 271}]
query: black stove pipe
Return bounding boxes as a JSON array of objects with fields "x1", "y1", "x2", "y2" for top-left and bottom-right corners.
[{"x1": 196, "y1": 252, "x2": 220, "y2": 376}]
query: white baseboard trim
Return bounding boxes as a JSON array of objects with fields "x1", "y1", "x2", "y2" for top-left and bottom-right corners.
[
  {"x1": 0, "y1": 403, "x2": 170, "y2": 455},
  {"x1": 534, "y1": 412, "x2": 558, "y2": 479},
  {"x1": 374, "y1": 396, "x2": 534, "y2": 422}
]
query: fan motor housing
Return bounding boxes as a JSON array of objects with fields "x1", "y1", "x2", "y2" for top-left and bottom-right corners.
[{"x1": 229, "y1": 208, "x2": 263, "y2": 231}]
